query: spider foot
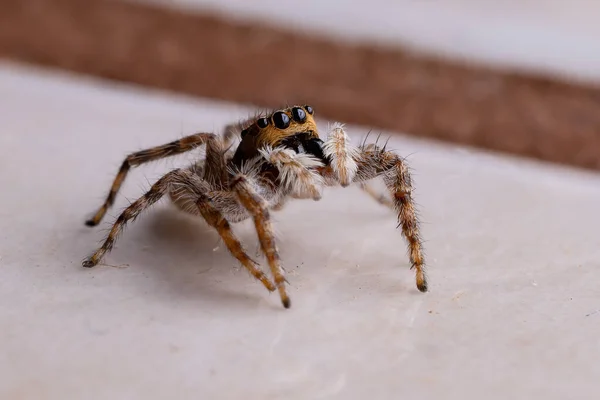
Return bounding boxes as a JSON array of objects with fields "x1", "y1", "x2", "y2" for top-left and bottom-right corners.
[{"x1": 82, "y1": 256, "x2": 99, "y2": 268}]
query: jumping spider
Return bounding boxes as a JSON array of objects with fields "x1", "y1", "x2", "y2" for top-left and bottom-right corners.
[{"x1": 83, "y1": 105, "x2": 428, "y2": 308}]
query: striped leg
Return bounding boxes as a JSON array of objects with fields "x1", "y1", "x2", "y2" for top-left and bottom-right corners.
[
  {"x1": 82, "y1": 169, "x2": 184, "y2": 268},
  {"x1": 196, "y1": 199, "x2": 276, "y2": 292},
  {"x1": 85, "y1": 133, "x2": 217, "y2": 226},
  {"x1": 357, "y1": 143, "x2": 393, "y2": 208},
  {"x1": 168, "y1": 169, "x2": 276, "y2": 293},
  {"x1": 231, "y1": 175, "x2": 290, "y2": 309},
  {"x1": 317, "y1": 123, "x2": 427, "y2": 293},
  {"x1": 354, "y1": 147, "x2": 428, "y2": 292}
]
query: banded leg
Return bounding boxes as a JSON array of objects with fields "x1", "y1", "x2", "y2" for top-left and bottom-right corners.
[
  {"x1": 197, "y1": 199, "x2": 276, "y2": 292},
  {"x1": 85, "y1": 133, "x2": 217, "y2": 226},
  {"x1": 355, "y1": 147, "x2": 428, "y2": 292},
  {"x1": 232, "y1": 175, "x2": 290, "y2": 308},
  {"x1": 357, "y1": 141, "x2": 394, "y2": 208},
  {"x1": 82, "y1": 169, "x2": 184, "y2": 268}
]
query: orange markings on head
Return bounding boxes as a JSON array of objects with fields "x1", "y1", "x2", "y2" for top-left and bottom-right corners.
[{"x1": 241, "y1": 105, "x2": 319, "y2": 147}]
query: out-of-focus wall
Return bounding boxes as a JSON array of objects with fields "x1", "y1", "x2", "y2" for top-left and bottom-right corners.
[
  {"x1": 134, "y1": 0, "x2": 600, "y2": 83},
  {"x1": 4, "y1": 0, "x2": 599, "y2": 171}
]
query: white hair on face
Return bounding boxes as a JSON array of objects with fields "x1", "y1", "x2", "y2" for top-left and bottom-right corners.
[{"x1": 259, "y1": 145, "x2": 324, "y2": 200}]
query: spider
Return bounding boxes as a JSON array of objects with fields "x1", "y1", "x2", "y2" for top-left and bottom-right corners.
[{"x1": 82, "y1": 105, "x2": 428, "y2": 308}]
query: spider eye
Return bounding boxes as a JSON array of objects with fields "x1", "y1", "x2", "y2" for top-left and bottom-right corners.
[
  {"x1": 291, "y1": 107, "x2": 307, "y2": 123},
  {"x1": 304, "y1": 105, "x2": 314, "y2": 115},
  {"x1": 257, "y1": 117, "x2": 269, "y2": 129},
  {"x1": 240, "y1": 128, "x2": 250, "y2": 138},
  {"x1": 272, "y1": 111, "x2": 291, "y2": 129}
]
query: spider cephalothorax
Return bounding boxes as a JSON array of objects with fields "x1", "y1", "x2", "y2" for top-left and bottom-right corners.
[
  {"x1": 82, "y1": 105, "x2": 427, "y2": 309},
  {"x1": 231, "y1": 105, "x2": 328, "y2": 168}
]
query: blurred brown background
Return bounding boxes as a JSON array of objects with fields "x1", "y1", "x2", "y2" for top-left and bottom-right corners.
[{"x1": 2, "y1": 0, "x2": 600, "y2": 171}]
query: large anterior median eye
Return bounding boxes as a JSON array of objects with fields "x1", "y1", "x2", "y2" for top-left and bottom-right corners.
[
  {"x1": 272, "y1": 111, "x2": 291, "y2": 129},
  {"x1": 291, "y1": 107, "x2": 306, "y2": 123}
]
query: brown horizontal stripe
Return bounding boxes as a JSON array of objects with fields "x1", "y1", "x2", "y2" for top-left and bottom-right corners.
[{"x1": 2, "y1": 0, "x2": 600, "y2": 170}]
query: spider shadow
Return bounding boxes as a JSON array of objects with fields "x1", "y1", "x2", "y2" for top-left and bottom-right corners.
[
  {"x1": 113, "y1": 192, "x2": 416, "y2": 310},
  {"x1": 124, "y1": 204, "x2": 282, "y2": 311}
]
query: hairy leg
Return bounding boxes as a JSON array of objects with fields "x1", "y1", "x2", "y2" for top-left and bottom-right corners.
[
  {"x1": 354, "y1": 145, "x2": 428, "y2": 292},
  {"x1": 321, "y1": 128, "x2": 393, "y2": 207},
  {"x1": 231, "y1": 174, "x2": 290, "y2": 308},
  {"x1": 356, "y1": 142, "x2": 394, "y2": 208},
  {"x1": 83, "y1": 169, "x2": 185, "y2": 268},
  {"x1": 317, "y1": 123, "x2": 427, "y2": 292},
  {"x1": 197, "y1": 199, "x2": 276, "y2": 292},
  {"x1": 167, "y1": 169, "x2": 276, "y2": 292},
  {"x1": 86, "y1": 132, "x2": 217, "y2": 226}
]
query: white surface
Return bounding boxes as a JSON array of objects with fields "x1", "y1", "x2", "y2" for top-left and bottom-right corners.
[
  {"x1": 135, "y1": 0, "x2": 600, "y2": 84},
  {"x1": 1, "y1": 62, "x2": 600, "y2": 399}
]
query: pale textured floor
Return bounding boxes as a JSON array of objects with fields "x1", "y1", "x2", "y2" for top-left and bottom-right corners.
[{"x1": 1, "y1": 62, "x2": 600, "y2": 400}]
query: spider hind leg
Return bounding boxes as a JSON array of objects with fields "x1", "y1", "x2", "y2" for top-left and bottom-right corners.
[{"x1": 85, "y1": 133, "x2": 218, "y2": 226}]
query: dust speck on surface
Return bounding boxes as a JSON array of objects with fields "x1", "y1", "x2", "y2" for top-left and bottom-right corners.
[{"x1": 452, "y1": 290, "x2": 465, "y2": 301}]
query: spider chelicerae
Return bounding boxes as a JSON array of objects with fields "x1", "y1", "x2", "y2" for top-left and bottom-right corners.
[{"x1": 82, "y1": 105, "x2": 427, "y2": 308}]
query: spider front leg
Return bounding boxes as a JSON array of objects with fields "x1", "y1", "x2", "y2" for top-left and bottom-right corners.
[
  {"x1": 168, "y1": 170, "x2": 277, "y2": 293},
  {"x1": 320, "y1": 125, "x2": 427, "y2": 292},
  {"x1": 355, "y1": 146, "x2": 428, "y2": 292},
  {"x1": 85, "y1": 132, "x2": 217, "y2": 226},
  {"x1": 322, "y1": 129, "x2": 394, "y2": 209},
  {"x1": 356, "y1": 143, "x2": 394, "y2": 209},
  {"x1": 196, "y1": 198, "x2": 276, "y2": 293},
  {"x1": 231, "y1": 174, "x2": 290, "y2": 308},
  {"x1": 83, "y1": 169, "x2": 186, "y2": 268}
]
